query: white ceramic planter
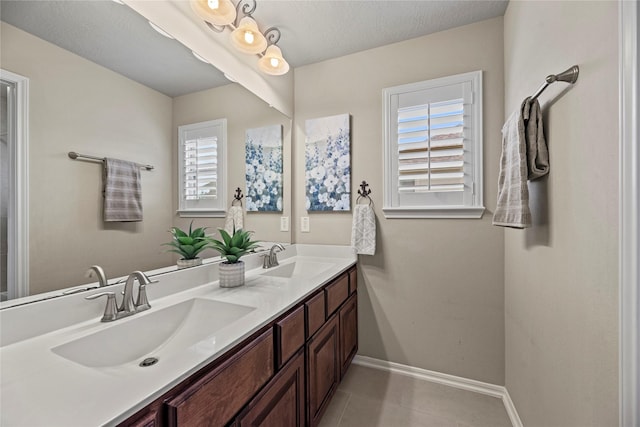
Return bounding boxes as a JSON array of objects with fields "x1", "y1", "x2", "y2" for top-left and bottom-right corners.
[
  {"x1": 176, "y1": 258, "x2": 202, "y2": 269},
  {"x1": 219, "y1": 261, "x2": 245, "y2": 288}
]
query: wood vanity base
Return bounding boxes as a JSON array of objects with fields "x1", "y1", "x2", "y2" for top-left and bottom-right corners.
[{"x1": 120, "y1": 265, "x2": 358, "y2": 427}]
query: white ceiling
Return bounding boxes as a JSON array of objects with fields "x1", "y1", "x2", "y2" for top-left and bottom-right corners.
[{"x1": 0, "y1": 0, "x2": 508, "y2": 97}]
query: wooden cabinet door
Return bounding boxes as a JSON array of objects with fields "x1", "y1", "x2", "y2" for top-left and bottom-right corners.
[
  {"x1": 306, "y1": 314, "x2": 340, "y2": 427},
  {"x1": 339, "y1": 293, "x2": 358, "y2": 377},
  {"x1": 237, "y1": 349, "x2": 305, "y2": 427}
]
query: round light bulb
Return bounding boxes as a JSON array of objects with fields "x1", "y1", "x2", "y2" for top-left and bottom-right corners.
[
  {"x1": 207, "y1": 0, "x2": 219, "y2": 10},
  {"x1": 270, "y1": 57, "x2": 280, "y2": 68},
  {"x1": 244, "y1": 30, "x2": 255, "y2": 44}
]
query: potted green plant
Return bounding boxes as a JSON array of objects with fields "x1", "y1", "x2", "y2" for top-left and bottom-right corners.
[
  {"x1": 210, "y1": 227, "x2": 260, "y2": 288},
  {"x1": 163, "y1": 222, "x2": 214, "y2": 269}
]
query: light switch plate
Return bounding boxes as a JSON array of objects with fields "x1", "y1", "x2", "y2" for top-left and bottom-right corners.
[
  {"x1": 280, "y1": 216, "x2": 289, "y2": 232},
  {"x1": 301, "y1": 217, "x2": 310, "y2": 233}
]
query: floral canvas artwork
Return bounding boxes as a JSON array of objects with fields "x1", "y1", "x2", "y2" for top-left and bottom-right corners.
[
  {"x1": 305, "y1": 114, "x2": 351, "y2": 211},
  {"x1": 245, "y1": 124, "x2": 283, "y2": 212}
]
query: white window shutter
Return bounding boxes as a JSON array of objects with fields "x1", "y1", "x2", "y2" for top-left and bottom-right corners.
[
  {"x1": 397, "y1": 99, "x2": 465, "y2": 194},
  {"x1": 383, "y1": 71, "x2": 484, "y2": 219}
]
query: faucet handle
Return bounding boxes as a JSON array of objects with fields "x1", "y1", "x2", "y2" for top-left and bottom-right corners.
[
  {"x1": 135, "y1": 284, "x2": 151, "y2": 312},
  {"x1": 261, "y1": 253, "x2": 271, "y2": 269},
  {"x1": 85, "y1": 292, "x2": 118, "y2": 322}
]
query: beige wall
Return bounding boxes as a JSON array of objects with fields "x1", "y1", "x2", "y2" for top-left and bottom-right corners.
[
  {"x1": 503, "y1": 2, "x2": 619, "y2": 426},
  {"x1": 1, "y1": 22, "x2": 174, "y2": 295},
  {"x1": 172, "y1": 84, "x2": 292, "y2": 244},
  {"x1": 293, "y1": 17, "x2": 506, "y2": 384}
]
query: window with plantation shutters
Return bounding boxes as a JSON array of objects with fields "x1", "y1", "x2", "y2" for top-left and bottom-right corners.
[
  {"x1": 178, "y1": 119, "x2": 227, "y2": 217},
  {"x1": 383, "y1": 71, "x2": 485, "y2": 219}
]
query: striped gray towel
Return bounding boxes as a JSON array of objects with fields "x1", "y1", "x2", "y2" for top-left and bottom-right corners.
[
  {"x1": 103, "y1": 158, "x2": 142, "y2": 222},
  {"x1": 493, "y1": 98, "x2": 532, "y2": 228}
]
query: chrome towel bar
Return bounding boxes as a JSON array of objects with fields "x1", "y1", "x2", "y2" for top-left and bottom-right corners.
[{"x1": 68, "y1": 151, "x2": 154, "y2": 170}]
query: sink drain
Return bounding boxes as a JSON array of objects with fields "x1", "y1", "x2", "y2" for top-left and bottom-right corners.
[{"x1": 139, "y1": 357, "x2": 159, "y2": 367}]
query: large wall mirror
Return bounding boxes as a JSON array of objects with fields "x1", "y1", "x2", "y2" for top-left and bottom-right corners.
[{"x1": 0, "y1": 0, "x2": 292, "y2": 304}]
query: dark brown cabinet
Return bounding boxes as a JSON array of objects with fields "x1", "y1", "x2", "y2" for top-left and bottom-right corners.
[
  {"x1": 306, "y1": 314, "x2": 340, "y2": 427},
  {"x1": 339, "y1": 293, "x2": 358, "y2": 377},
  {"x1": 238, "y1": 349, "x2": 305, "y2": 427},
  {"x1": 118, "y1": 266, "x2": 358, "y2": 427}
]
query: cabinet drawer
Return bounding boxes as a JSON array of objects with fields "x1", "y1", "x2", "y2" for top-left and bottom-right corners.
[
  {"x1": 305, "y1": 291, "x2": 325, "y2": 338},
  {"x1": 165, "y1": 329, "x2": 274, "y2": 427},
  {"x1": 275, "y1": 305, "x2": 305, "y2": 369},
  {"x1": 325, "y1": 274, "x2": 349, "y2": 317},
  {"x1": 348, "y1": 268, "x2": 357, "y2": 294},
  {"x1": 238, "y1": 349, "x2": 305, "y2": 427}
]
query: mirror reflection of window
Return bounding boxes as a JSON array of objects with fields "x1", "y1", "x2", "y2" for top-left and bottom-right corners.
[
  {"x1": 178, "y1": 119, "x2": 228, "y2": 216},
  {"x1": 0, "y1": 81, "x2": 12, "y2": 301}
]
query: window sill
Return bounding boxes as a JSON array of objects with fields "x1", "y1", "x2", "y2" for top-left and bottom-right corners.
[
  {"x1": 177, "y1": 209, "x2": 226, "y2": 218},
  {"x1": 382, "y1": 206, "x2": 485, "y2": 219}
]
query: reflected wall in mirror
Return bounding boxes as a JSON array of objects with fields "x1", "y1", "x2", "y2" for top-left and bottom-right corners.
[{"x1": 0, "y1": 1, "x2": 291, "y2": 303}]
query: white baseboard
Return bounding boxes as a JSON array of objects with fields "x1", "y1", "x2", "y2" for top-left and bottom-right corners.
[
  {"x1": 502, "y1": 388, "x2": 524, "y2": 427},
  {"x1": 352, "y1": 355, "x2": 523, "y2": 427}
]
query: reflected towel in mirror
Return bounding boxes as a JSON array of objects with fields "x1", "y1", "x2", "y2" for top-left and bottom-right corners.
[
  {"x1": 103, "y1": 158, "x2": 142, "y2": 222},
  {"x1": 224, "y1": 205, "x2": 244, "y2": 234}
]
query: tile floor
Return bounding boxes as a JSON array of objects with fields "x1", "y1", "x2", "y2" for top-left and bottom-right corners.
[{"x1": 318, "y1": 364, "x2": 512, "y2": 427}]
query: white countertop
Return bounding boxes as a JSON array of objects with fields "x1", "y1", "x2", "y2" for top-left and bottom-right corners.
[{"x1": 0, "y1": 244, "x2": 356, "y2": 427}]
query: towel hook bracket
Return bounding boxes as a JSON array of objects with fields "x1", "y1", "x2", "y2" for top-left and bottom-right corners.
[
  {"x1": 232, "y1": 187, "x2": 244, "y2": 206},
  {"x1": 356, "y1": 181, "x2": 373, "y2": 206}
]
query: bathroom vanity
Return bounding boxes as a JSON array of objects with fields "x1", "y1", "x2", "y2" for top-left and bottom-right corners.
[
  {"x1": 0, "y1": 245, "x2": 357, "y2": 426},
  {"x1": 122, "y1": 264, "x2": 357, "y2": 427}
]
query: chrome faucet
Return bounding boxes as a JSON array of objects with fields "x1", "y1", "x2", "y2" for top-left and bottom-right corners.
[
  {"x1": 263, "y1": 244, "x2": 285, "y2": 269},
  {"x1": 86, "y1": 265, "x2": 108, "y2": 287},
  {"x1": 62, "y1": 265, "x2": 110, "y2": 295},
  {"x1": 86, "y1": 271, "x2": 155, "y2": 322},
  {"x1": 120, "y1": 271, "x2": 152, "y2": 314}
]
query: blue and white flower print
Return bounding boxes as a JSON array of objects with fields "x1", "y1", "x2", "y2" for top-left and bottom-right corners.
[
  {"x1": 245, "y1": 125, "x2": 283, "y2": 212},
  {"x1": 305, "y1": 114, "x2": 351, "y2": 211}
]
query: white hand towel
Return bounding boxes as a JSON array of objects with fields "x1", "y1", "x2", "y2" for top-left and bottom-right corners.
[
  {"x1": 351, "y1": 204, "x2": 376, "y2": 255},
  {"x1": 103, "y1": 158, "x2": 142, "y2": 222},
  {"x1": 493, "y1": 98, "x2": 532, "y2": 228},
  {"x1": 224, "y1": 205, "x2": 244, "y2": 234}
]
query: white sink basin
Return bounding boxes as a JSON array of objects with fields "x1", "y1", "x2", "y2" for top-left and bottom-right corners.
[
  {"x1": 51, "y1": 298, "x2": 255, "y2": 368},
  {"x1": 260, "y1": 261, "x2": 333, "y2": 279}
]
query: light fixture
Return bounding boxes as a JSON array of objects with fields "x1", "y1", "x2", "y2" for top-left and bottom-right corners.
[
  {"x1": 258, "y1": 45, "x2": 289, "y2": 76},
  {"x1": 230, "y1": 16, "x2": 267, "y2": 54},
  {"x1": 190, "y1": 0, "x2": 237, "y2": 26},
  {"x1": 190, "y1": 0, "x2": 289, "y2": 76}
]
